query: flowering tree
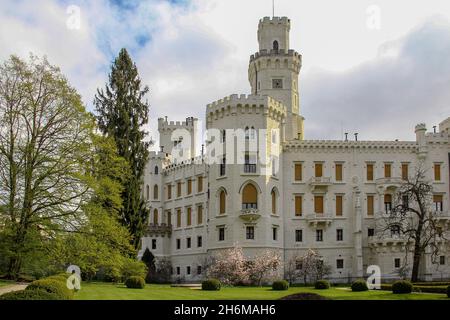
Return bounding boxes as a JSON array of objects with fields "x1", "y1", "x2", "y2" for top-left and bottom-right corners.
[
  {"x1": 207, "y1": 244, "x2": 249, "y2": 285},
  {"x1": 296, "y1": 249, "x2": 331, "y2": 284},
  {"x1": 247, "y1": 250, "x2": 281, "y2": 286}
]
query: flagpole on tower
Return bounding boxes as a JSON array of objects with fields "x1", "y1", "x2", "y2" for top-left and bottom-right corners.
[{"x1": 272, "y1": 0, "x2": 275, "y2": 17}]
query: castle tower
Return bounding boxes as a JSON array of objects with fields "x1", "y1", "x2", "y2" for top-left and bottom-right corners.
[
  {"x1": 248, "y1": 17, "x2": 304, "y2": 141},
  {"x1": 158, "y1": 116, "x2": 199, "y2": 161}
]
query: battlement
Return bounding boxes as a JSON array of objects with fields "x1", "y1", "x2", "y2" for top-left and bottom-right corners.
[
  {"x1": 149, "y1": 151, "x2": 170, "y2": 160},
  {"x1": 158, "y1": 116, "x2": 198, "y2": 131},
  {"x1": 206, "y1": 94, "x2": 286, "y2": 115},
  {"x1": 284, "y1": 139, "x2": 418, "y2": 151},
  {"x1": 249, "y1": 49, "x2": 301, "y2": 63},
  {"x1": 259, "y1": 16, "x2": 290, "y2": 26}
]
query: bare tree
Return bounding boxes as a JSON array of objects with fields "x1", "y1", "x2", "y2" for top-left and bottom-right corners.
[
  {"x1": 381, "y1": 166, "x2": 447, "y2": 282},
  {"x1": 0, "y1": 55, "x2": 92, "y2": 279}
]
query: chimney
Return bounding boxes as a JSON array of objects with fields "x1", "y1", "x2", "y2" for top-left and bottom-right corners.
[
  {"x1": 344, "y1": 133, "x2": 348, "y2": 142},
  {"x1": 354, "y1": 133, "x2": 358, "y2": 141}
]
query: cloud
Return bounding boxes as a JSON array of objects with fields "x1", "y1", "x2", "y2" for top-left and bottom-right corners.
[{"x1": 302, "y1": 15, "x2": 450, "y2": 141}]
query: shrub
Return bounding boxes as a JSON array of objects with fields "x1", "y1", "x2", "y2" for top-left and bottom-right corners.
[
  {"x1": 392, "y1": 280, "x2": 413, "y2": 294},
  {"x1": 202, "y1": 279, "x2": 221, "y2": 291},
  {"x1": 351, "y1": 279, "x2": 369, "y2": 292},
  {"x1": 0, "y1": 289, "x2": 60, "y2": 300},
  {"x1": 272, "y1": 280, "x2": 289, "y2": 291},
  {"x1": 413, "y1": 286, "x2": 447, "y2": 294},
  {"x1": 26, "y1": 279, "x2": 74, "y2": 300},
  {"x1": 447, "y1": 285, "x2": 450, "y2": 298},
  {"x1": 314, "y1": 279, "x2": 330, "y2": 290},
  {"x1": 125, "y1": 276, "x2": 145, "y2": 289},
  {"x1": 280, "y1": 293, "x2": 329, "y2": 300},
  {"x1": 121, "y1": 259, "x2": 147, "y2": 281}
]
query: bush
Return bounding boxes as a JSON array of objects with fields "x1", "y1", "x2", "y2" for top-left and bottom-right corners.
[
  {"x1": 121, "y1": 259, "x2": 147, "y2": 281},
  {"x1": 351, "y1": 279, "x2": 369, "y2": 292},
  {"x1": 202, "y1": 279, "x2": 221, "y2": 291},
  {"x1": 392, "y1": 280, "x2": 413, "y2": 294},
  {"x1": 314, "y1": 279, "x2": 330, "y2": 290},
  {"x1": 26, "y1": 279, "x2": 74, "y2": 300},
  {"x1": 125, "y1": 276, "x2": 145, "y2": 289},
  {"x1": 0, "y1": 289, "x2": 61, "y2": 300},
  {"x1": 447, "y1": 285, "x2": 450, "y2": 298},
  {"x1": 272, "y1": 280, "x2": 289, "y2": 291},
  {"x1": 413, "y1": 286, "x2": 447, "y2": 294}
]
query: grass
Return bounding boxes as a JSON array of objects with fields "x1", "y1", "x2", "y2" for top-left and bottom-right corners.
[
  {"x1": 0, "y1": 280, "x2": 15, "y2": 288},
  {"x1": 74, "y1": 282, "x2": 449, "y2": 300}
]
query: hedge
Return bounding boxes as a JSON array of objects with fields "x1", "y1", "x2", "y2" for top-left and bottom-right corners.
[
  {"x1": 314, "y1": 280, "x2": 330, "y2": 290},
  {"x1": 447, "y1": 285, "x2": 450, "y2": 298},
  {"x1": 125, "y1": 276, "x2": 146, "y2": 289},
  {"x1": 0, "y1": 289, "x2": 61, "y2": 300},
  {"x1": 351, "y1": 279, "x2": 368, "y2": 292},
  {"x1": 272, "y1": 280, "x2": 289, "y2": 291},
  {"x1": 392, "y1": 280, "x2": 413, "y2": 294},
  {"x1": 26, "y1": 278, "x2": 74, "y2": 300},
  {"x1": 202, "y1": 279, "x2": 221, "y2": 291}
]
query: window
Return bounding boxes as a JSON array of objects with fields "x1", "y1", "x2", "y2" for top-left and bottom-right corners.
[
  {"x1": 176, "y1": 209, "x2": 181, "y2": 228},
  {"x1": 244, "y1": 153, "x2": 257, "y2": 173},
  {"x1": 439, "y1": 256, "x2": 445, "y2": 265},
  {"x1": 197, "y1": 205, "x2": 203, "y2": 225},
  {"x1": 336, "y1": 195, "x2": 343, "y2": 216},
  {"x1": 246, "y1": 226, "x2": 255, "y2": 240},
  {"x1": 146, "y1": 185, "x2": 150, "y2": 200},
  {"x1": 368, "y1": 228, "x2": 375, "y2": 237},
  {"x1": 273, "y1": 40, "x2": 279, "y2": 51},
  {"x1": 402, "y1": 195, "x2": 409, "y2": 208},
  {"x1": 221, "y1": 130, "x2": 226, "y2": 143},
  {"x1": 186, "y1": 207, "x2": 192, "y2": 226},
  {"x1": 153, "y1": 209, "x2": 158, "y2": 225},
  {"x1": 167, "y1": 211, "x2": 172, "y2": 226},
  {"x1": 295, "y1": 195, "x2": 302, "y2": 216},
  {"x1": 314, "y1": 196, "x2": 324, "y2": 214},
  {"x1": 177, "y1": 182, "x2": 182, "y2": 197},
  {"x1": 197, "y1": 176, "x2": 203, "y2": 192},
  {"x1": 176, "y1": 239, "x2": 181, "y2": 250},
  {"x1": 336, "y1": 259, "x2": 344, "y2": 269},
  {"x1": 394, "y1": 258, "x2": 401, "y2": 268},
  {"x1": 167, "y1": 184, "x2": 172, "y2": 200},
  {"x1": 187, "y1": 179, "x2": 192, "y2": 195},
  {"x1": 220, "y1": 156, "x2": 226, "y2": 176},
  {"x1": 242, "y1": 184, "x2": 258, "y2": 209},
  {"x1": 186, "y1": 237, "x2": 191, "y2": 249},
  {"x1": 337, "y1": 229, "x2": 343, "y2": 241},
  {"x1": 197, "y1": 236, "x2": 203, "y2": 248},
  {"x1": 154, "y1": 166, "x2": 159, "y2": 175},
  {"x1": 294, "y1": 163, "x2": 302, "y2": 181},
  {"x1": 152, "y1": 239, "x2": 156, "y2": 250},
  {"x1": 316, "y1": 229, "x2": 323, "y2": 242},
  {"x1": 367, "y1": 164, "x2": 374, "y2": 181},
  {"x1": 272, "y1": 227, "x2": 278, "y2": 241},
  {"x1": 391, "y1": 225, "x2": 400, "y2": 237},
  {"x1": 401, "y1": 163, "x2": 409, "y2": 180},
  {"x1": 197, "y1": 266, "x2": 202, "y2": 275},
  {"x1": 250, "y1": 126, "x2": 256, "y2": 140},
  {"x1": 219, "y1": 190, "x2": 226, "y2": 214},
  {"x1": 384, "y1": 194, "x2": 392, "y2": 213},
  {"x1": 218, "y1": 227, "x2": 225, "y2": 241},
  {"x1": 434, "y1": 163, "x2": 441, "y2": 181},
  {"x1": 176, "y1": 267, "x2": 180, "y2": 275},
  {"x1": 271, "y1": 189, "x2": 277, "y2": 214},
  {"x1": 315, "y1": 163, "x2": 323, "y2": 178},
  {"x1": 434, "y1": 195, "x2": 443, "y2": 212},
  {"x1": 384, "y1": 163, "x2": 392, "y2": 178},
  {"x1": 295, "y1": 230, "x2": 303, "y2": 242},
  {"x1": 335, "y1": 163, "x2": 343, "y2": 181},
  {"x1": 153, "y1": 185, "x2": 159, "y2": 200},
  {"x1": 367, "y1": 195, "x2": 374, "y2": 216},
  {"x1": 186, "y1": 266, "x2": 191, "y2": 275},
  {"x1": 272, "y1": 79, "x2": 283, "y2": 89}
]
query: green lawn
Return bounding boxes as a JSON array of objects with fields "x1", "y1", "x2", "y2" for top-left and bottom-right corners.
[
  {"x1": 0, "y1": 280, "x2": 15, "y2": 288},
  {"x1": 75, "y1": 282, "x2": 449, "y2": 300}
]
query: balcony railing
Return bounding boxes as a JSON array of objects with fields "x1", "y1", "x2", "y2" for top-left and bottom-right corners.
[
  {"x1": 244, "y1": 164, "x2": 257, "y2": 173},
  {"x1": 375, "y1": 177, "x2": 403, "y2": 186},
  {"x1": 242, "y1": 203, "x2": 257, "y2": 210},
  {"x1": 305, "y1": 213, "x2": 333, "y2": 227},
  {"x1": 240, "y1": 207, "x2": 260, "y2": 222},
  {"x1": 146, "y1": 223, "x2": 172, "y2": 237}
]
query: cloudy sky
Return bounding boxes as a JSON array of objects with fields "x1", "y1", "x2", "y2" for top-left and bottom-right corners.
[{"x1": 1, "y1": 0, "x2": 450, "y2": 147}]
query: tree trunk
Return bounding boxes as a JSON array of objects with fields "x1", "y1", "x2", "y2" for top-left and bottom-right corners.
[{"x1": 411, "y1": 246, "x2": 422, "y2": 282}]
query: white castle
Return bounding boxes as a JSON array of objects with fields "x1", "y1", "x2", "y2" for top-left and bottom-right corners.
[{"x1": 139, "y1": 16, "x2": 450, "y2": 283}]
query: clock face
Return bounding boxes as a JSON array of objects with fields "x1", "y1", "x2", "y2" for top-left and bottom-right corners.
[{"x1": 272, "y1": 79, "x2": 283, "y2": 89}]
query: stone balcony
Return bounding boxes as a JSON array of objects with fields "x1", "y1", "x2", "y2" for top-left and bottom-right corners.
[
  {"x1": 434, "y1": 211, "x2": 450, "y2": 225},
  {"x1": 146, "y1": 223, "x2": 172, "y2": 237},
  {"x1": 308, "y1": 176, "x2": 332, "y2": 192},
  {"x1": 305, "y1": 213, "x2": 333, "y2": 227},
  {"x1": 239, "y1": 208, "x2": 261, "y2": 222},
  {"x1": 375, "y1": 177, "x2": 404, "y2": 187},
  {"x1": 368, "y1": 234, "x2": 409, "y2": 248}
]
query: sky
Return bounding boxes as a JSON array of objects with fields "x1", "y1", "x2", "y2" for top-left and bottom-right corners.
[{"x1": 1, "y1": 0, "x2": 450, "y2": 148}]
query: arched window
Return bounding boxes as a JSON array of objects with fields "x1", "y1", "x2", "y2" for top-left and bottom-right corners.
[
  {"x1": 219, "y1": 190, "x2": 226, "y2": 214},
  {"x1": 153, "y1": 184, "x2": 159, "y2": 200},
  {"x1": 271, "y1": 189, "x2": 277, "y2": 214},
  {"x1": 154, "y1": 166, "x2": 159, "y2": 175},
  {"x1": 273, "y1": 40, "x2": 279, "y2": 51},
  {"x1": 245, "y1": 126, "x2": 250, "y2": 139},
  {"x1": 250, "y1": 126, "x2": 256, "y2": 139},
  {"x1": 153, "y1": 209, "x2": 158, "y2": 225},
  {"x1": 146, "y1": 185, "x2": 150, "y2": 200},
  {"x1": 242, "y1": 184, "x2": 258, "y2": 209}
]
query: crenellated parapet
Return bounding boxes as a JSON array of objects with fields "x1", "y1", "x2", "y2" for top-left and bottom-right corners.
[
  {"x1": 283, "y1": 139, "x2": 418, "y2": 152},
  {"x1": 158, "y1": 116, "x2": 197, "y2": 132},
  {"x1": 206, "y1": 94, "x2": 287, "y2": 125}
]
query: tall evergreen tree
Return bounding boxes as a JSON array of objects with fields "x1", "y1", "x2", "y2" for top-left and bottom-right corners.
[{"x1": 94, "y1": 48, "x2": 150, "y2": 249}]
